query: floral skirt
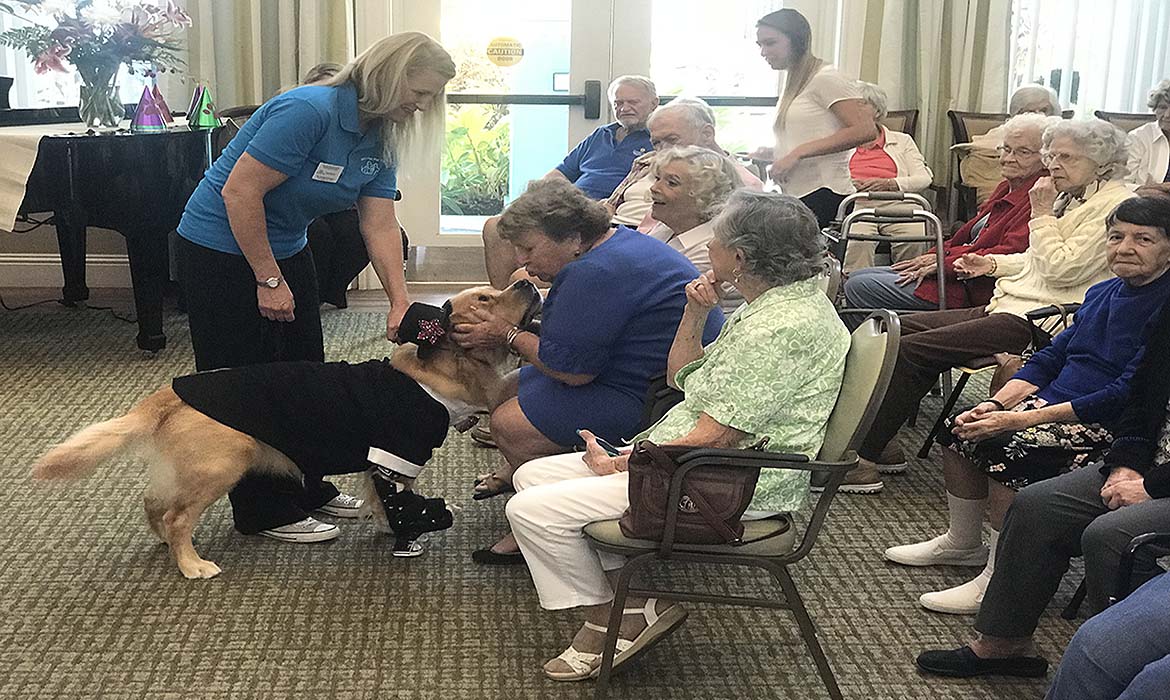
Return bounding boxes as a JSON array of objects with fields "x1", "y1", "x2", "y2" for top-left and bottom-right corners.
[{"x1": 935, "y1": 396, "x2": 1114, "y2": 490}]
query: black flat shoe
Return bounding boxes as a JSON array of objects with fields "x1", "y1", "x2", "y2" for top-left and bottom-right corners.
[
  {"x1": 916, "y1": 646, "x2": 1048, "y2": 678},
  {"x1": 471, "y1": 547, "x2": 525, "y2": 565}
]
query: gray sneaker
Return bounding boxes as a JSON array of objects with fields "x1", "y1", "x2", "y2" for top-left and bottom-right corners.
[
  {"x1": 314, "y1": 493, "x2": 364, "y2": 519},
  {"x1": 258, "y1": 516, "x2": 340, "y2": 543},
  {"x1": 837, "y1": 459, "x2": 885, "y2": 494}
]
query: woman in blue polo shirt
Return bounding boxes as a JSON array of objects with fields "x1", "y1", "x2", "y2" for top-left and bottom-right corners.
[{"x1": 175, "y1": 32, "x2": 455, "y2": 543}]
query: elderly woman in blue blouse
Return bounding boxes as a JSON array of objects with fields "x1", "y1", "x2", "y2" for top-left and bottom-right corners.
[
  {"x1": 454, "y1": 178, "x2": 724, "y2": 510},
  {"x1": 884, "y1": 196, "x2": 1170, "y2": 616},
  {"x1": 504, "y1": 190, "x2": 850, "y2": 681}
]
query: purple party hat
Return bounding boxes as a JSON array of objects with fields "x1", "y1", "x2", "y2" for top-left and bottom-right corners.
[
  {"x1": 152, "y1": 84, "x2": 174, "y2": 124},
  {"x1": 131, "y1": 86, "x2": 167, "y2": 133}
]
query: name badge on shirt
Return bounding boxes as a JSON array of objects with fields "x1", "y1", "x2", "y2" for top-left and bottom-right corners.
[{"x1": 312, "y1": 162, "x2": 345, "y2": 183}]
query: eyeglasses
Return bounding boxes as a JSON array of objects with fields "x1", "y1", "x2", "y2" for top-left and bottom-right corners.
[
  {"x1": 1041, "y1": 151, "x2": 1088, "y2": 166},
  {"x1": 996, "y1": 145, "x2": 1039, "y2": 158}
]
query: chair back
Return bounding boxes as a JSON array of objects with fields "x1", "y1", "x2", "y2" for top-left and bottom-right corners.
[
  {"x1": 948, "y1": 110, "x2": 1008, "y2": 143},
  {"x1": 881, "y1": 109, "x2": 919, "y2": 139},
  {"x1": 211, "y1": 105, "x2": 260, "y2": 161},
  {"x1": 817, "y1": 310, "x2": 900, "y2": 461},
  {"x1": 815, "y1": 254, "x2": 842, "y2": 305},
  {"x1": 1094, "y1": 110, "x2": 1156, "y2": 133}
]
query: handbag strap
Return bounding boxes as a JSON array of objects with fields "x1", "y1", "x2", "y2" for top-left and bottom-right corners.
[{"x1": 682, "y1": 485, "x2": 742, "y2": 543}]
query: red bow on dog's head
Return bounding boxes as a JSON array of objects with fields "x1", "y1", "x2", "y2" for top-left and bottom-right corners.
[{"x1": 396, "y1": 302, "x2": 452, "y2": 359}]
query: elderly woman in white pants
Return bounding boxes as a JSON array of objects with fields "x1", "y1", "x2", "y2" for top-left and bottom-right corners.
[{"x1": 505, "y1": 190, "x2": 850, "y2": 682}]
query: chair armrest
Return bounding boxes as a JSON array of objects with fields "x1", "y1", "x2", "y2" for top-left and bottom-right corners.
[
  {"x1": 1024, "y1": 303, "x2": 1081, "y2": 322},
  {"x1": 674, "y1": 446, "x2": 858, "y2": 475},
  {"x1": 1024, "y1": 303, "x2": 1080, "y2": 350},
  {"x1": 1111, "y1": 531, "x2": 1170, "y2": 604}
]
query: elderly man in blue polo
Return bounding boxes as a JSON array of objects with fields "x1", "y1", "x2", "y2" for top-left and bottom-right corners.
[{"x1": 481, "y1": 75, "x2": 657, "y2": 288}]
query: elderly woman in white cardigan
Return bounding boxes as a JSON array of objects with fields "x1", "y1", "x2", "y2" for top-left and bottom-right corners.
[
  {"x1": 842, "y1": 82, "x2": 934, "y2": 271},
  {"x1": 1126, "y1": 79, "x2": 1170, "y2": 197}
]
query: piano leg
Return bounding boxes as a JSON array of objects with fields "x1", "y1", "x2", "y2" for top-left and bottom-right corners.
[
  {"x1": 53, "y1": 208, "x2": 89, "y2": 305},
  {"x1": 124, "y1": 227, "x2": 169, "y2": 352}
]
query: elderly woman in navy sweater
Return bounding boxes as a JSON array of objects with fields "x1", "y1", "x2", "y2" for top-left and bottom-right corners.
[{"x1": 883, "y1": 196, "x2": 1170, "y2": 615}]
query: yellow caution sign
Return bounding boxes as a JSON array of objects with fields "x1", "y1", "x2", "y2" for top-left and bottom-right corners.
[{"x1": 486, "y1": 37, "x2": 524, "y2": 67}]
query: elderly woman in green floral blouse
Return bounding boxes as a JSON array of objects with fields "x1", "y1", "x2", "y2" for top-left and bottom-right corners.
[{"x1": 504, "y1": 189, "x2": 851, "y2": 682}]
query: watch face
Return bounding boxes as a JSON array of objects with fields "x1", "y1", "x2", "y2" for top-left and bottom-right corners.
[{"x1": 260, "y1": 277, "x2": 280, "y2": 288}]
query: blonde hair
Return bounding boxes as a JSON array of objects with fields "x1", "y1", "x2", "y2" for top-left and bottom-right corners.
[
  {"x1": 758, "y1": 9, "x2": 825, "y2": 129},
  {"x1": 327, "y1": 32, "x2": 456, "y2": 169},
  {"x1": 649, "y1": 146, "x2": 743, "y2": 223}
]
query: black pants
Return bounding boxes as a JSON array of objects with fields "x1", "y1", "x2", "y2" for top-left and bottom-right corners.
[
  {"x1": 975, "y1": 466, "x2": 1170, "y2": 638},
  {"x1": 307, "y1": 209, "x2": 369, "y2": 308},
  {"x1": 176, "y1": 236, "x2": 338, "y2": 533},
  {"x1": 800, "y1": 187, "x2": 848, "y2": 230}
]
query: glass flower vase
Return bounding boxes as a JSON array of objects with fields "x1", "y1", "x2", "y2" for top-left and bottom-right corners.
[{"x1": 77, "y1": 61, "x2": 124, "y2": 129}]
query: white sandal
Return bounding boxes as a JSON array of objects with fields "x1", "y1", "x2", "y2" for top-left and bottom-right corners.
[
  {"x1": 543, "y1": 622, "x2": 632, "y2": 682},
  {"x1": 610, "y1": 598, "x2": 688, "y2": 670},
  {"x1": 543, "y1": 599, "x2": 688, "y2": 682}
]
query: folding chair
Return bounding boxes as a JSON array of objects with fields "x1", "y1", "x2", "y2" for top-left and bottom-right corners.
[
  {"x1": 583, "y1": 311, "x2": 900, "y2": 699},
  {"x1": 918, "y1": 303, "x2": 1081, "y2": 459}
]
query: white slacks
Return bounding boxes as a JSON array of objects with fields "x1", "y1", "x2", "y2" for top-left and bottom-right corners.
[{"x1": 506, "y1": 452, "x2": 630, "y2": 610}]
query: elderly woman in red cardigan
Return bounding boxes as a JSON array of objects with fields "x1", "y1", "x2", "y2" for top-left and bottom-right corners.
[{"x1": 843, "y1": 113, "x2": 1053, "y2": 313}]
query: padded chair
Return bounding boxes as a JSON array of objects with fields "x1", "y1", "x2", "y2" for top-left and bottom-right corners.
[
  {"x1": 881, "y1": 109, "x2": 919, "y2": 139},
  {"x1": 917, "y1": 302, "x2": 1081, "y2": 458},
  {"x1": 582, "y1": 310, "x2": 901, "y2": 699},
  {"x1": 1094, "y1": 110, "x2": 1156, "y2": 134},
  {"x1": 947, "y1": 110, "x2": 1009, "y2": 223},
  {"x1": 211, "y1": 104, "x2": 260, "y2": 161}
]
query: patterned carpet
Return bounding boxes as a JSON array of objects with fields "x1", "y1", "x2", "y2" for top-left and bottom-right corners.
[{"x1": 0, "y1": 302, "x2": 1083, "y2": 699}]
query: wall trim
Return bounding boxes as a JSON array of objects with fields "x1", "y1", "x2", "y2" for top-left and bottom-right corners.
[{"x1": 0, "y1": 253, "x2": 132, "y2": 288}]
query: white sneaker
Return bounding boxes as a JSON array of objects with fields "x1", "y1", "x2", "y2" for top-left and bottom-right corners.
[
  {"x1": 314, "y1": 493, "x2": 364, "y2": 519},
  {"x1": 919, "y1": 572, "x2": 990, "y2": 614},
  {"x1": 258, "y1": 516, "x2": 340, "y2": 543},
  {"x1": 884, "y1": 533, "x2": 988, "y2": 567}
]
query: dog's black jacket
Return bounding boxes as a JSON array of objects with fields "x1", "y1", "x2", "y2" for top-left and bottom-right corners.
[{"x1": 172, "y1": 359, "x2": 449, "y2": 478}]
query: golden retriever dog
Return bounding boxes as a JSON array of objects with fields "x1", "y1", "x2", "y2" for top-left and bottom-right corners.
[{"x1": 32, "y1": 281, "x2": 540, "y2": 580}]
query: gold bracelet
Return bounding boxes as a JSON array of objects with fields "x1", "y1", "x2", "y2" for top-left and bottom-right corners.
[{"x1": 988, "y1": 257, "x2": 997, "y2": 276}]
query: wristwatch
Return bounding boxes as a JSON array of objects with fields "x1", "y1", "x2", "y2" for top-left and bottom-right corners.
[{"x1": 257, "y1": 276, "x2": 282, "y2": 289}]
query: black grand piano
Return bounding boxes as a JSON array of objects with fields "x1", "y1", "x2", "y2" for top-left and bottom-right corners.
[{"x1": 9, "y1": 105, "x2": 213, "y2": 351}]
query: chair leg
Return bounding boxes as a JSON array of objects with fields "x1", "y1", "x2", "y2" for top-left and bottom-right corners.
[
  {"x1": 917, "y1": 372, "x2": 970, "y2": 459},
  {"x1": 1061, "y1": 578, "x2": 1087, "y2": 620},
  {"x1": 773, "y1": 565, "x2": 843, "y2": 700},
  {"x1": 594, "y1": 560, "x2": 640, "y2": 699}
]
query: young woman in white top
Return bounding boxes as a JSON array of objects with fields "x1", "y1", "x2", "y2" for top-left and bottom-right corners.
[{"x1": 751, "y1": 8, "x2": 876, "y2": 228}]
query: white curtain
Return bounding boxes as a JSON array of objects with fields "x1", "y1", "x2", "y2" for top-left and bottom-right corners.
[
  {"x1": 181, "y1": 0, "x2": 354, "y2": 109},
  {"x1": 835, "y1": 0, "x2": 1012, "y2": 174},
  {"x1": 1010, "y1": 0, "x2": 1170, "y2": 114}
]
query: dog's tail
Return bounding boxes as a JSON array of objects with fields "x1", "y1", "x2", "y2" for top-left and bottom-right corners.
[{"x1": 32, "y1": 389, "x2": 170, "y2": 481}]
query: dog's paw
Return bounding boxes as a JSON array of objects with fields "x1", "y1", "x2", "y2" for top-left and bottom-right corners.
[{"x1": 179, "y1": 559, "x2": 222, "y2": 579}]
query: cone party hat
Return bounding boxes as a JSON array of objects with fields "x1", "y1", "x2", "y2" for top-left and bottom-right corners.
[
  {"x1": 130, "y1": 86, "x2": 167, "y2": 133},
  {"x1": 152, "y1": 84, "x2": 174, "y2": 124},
  {"x1": 189, "y1": 85, "x2": 221, "y2": 128}
]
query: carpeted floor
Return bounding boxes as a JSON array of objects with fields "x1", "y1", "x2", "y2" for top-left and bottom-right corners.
[{"x1": 0, "y1": 302, "x2": 1084, "y2": 699}]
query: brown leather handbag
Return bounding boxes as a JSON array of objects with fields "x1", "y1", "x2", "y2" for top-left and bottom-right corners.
[{"x1": 620, "y1": 440, "x2": 760, "y2": 545}]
